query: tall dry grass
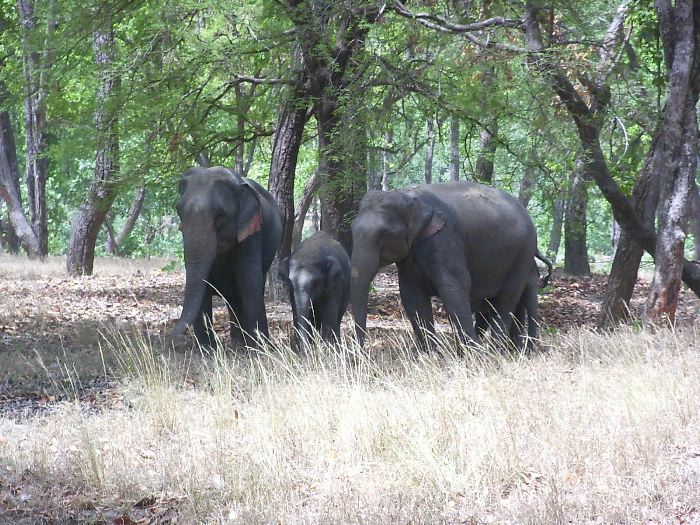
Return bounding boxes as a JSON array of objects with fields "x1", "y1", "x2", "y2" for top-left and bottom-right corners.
[{"x1": 1, "y1": 326, "x2": 699, "y2": 523}]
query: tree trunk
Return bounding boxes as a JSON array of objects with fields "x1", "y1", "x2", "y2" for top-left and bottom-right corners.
[
  {"x1": 291, "y1": 169, "x2": 321, "y2": 251},
  {"x1": 17, "y1": 0, "x2": 53, "y2": 257},
  {"x1": 518, "y1": 161, "x2": 536, "y2": 207},
  {"x1": 564, "y1": 156, "x2": 591, "y2": 275},
  {"x1": 105, "y1": 185, "x2": 146, "y2": 256},
  {"x1": 381, "y1": 128, "x2": 393, "y2": 191},
  {"x1": 598, "y1": 135, "x2": 660, "y2": 328},
  {"x1": 450, "y1": 115, "x2": 460, "y2": 181},
  {"x1": 318, "y1": 99, "x2": 366, "y2": 252},
  {"x1": 0, "y1": 81, "x2": 22, "y2": 255},
  {"x1": 645, "y1": 108, "x2": 697, "y2": 323},
  {"x1": 547, "y1": 198, "x2": 565, "y2": 263},
  {"x1": 234, "y1": 82, "x2": 259, "y2": 177},
  {"x1": 424, "y1": 118, "x2": 435, "y2": 184},
  {"x1": 645, "y1": 0, "x2": 697, "y2": 324},
  {"x1": 66, "y1": 14, "x2": 120, "y2": 276},
  {"x1": 610, "y1": 220, "x2": 621, "y2": 257},
  {"x1": 243, "y1": 138, "x2": 256, "y2": 178},
  {"x1": 310, "y1": 198, "x2": 319, "y2": 234},
  {"x1": 0, "y1": 214, "x2": 19, "y2": 253},
  {"x1": 285, "y1": 1, "x2": 375, "y2": 253},
  {"x1": 475, "y1": 120, "x2": 497, "y2": 184},
  {"x1": 368, "y1": 148, "x2": 382, "y2": 191},
  {"x1": 691, "y1": 180, "x2": 700, "y2": 261},
  {"x1": 235, "y1": 84, "x2": 246, "y2": 175},
  {"x1": 0, "y1": 79, "x2": 42, "y2": 257},
  {"x1": 267, "y1": 91, "x2": 309, "y2": 298},
  {"x1": 104, "y1": 219, "x2": 117, "y2": 255}
]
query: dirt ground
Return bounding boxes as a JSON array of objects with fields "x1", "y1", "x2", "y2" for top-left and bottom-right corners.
[
  {"x1": 1, "y1": 256, "x2": 697, "y2": 399},
  {"x1": 1, "y1": 257, "x2": 698, "y2": 365}
]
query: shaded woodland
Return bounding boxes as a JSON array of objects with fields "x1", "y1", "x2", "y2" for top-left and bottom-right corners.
[{"x1": 1, "y1": 0, "x2": 699, "y2": 326}]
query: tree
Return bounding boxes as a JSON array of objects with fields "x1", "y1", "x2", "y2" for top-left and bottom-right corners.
[
  {"x1": 66, "y1": 6, "x2": 120, "y2": 276},
  {"x1": 267, "y1": 86, "x2": 310, "y2": 297},
  {"x1": 104, "y1": 185, "x2": 146, "y2": 256},
  {"x1": 644, "y1": 0, "x2": 699, "y2": 324},
  {"x1": 564, "y1": 156, "x2": 591, "y2": 275},
  {"x1": 17, "y1": 0, "x2": 54, "y2": 257},
  {"x1": 0, "y1": 75, "x2": 42, "y2": 257},
  {"x1": 424, "y1": 118, "x2": 436, "y2": 184},
  {"x1": 449, "y1": 115, "x2": 460, "y2": 180},
  {"x1": 547, "y1": 198, "x2": 566, "y2": 263}
]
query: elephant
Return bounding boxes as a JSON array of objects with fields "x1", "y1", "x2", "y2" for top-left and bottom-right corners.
[
  {"x1": 350, "y1": 181, "x2": 539, "y2": 349},
  {"x1": 170, "y1": 166, "x2": 282, "y2": 347},
  {"x1": 278, "y1": 231, "x2": 351, "y2": 349}
]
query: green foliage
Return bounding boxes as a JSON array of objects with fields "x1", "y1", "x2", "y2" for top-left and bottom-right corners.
[{"x1": 0, "y1": 0, "x2": 685, "y2": 267}]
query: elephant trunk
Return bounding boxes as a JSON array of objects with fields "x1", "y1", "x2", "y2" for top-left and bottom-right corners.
[
  {"x1": 294, "y1": 289, "x2": 314, "y2": 348},
  {"x1": 171, "y1": 223, "x2": 217, "y2": 337},
  {"x1": 350, "y1": 249, "x2": 380, "y2": 347}
]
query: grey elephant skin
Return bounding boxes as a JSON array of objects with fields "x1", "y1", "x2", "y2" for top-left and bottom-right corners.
[
  {"x1": 278, "y1": 231, "x2": 351, "y2": 348},
  {"x1": 171, "y1": 166, "x2": 282, "y2": 347},
  {"x1": 474, "y1": 249, "x2": 551, "y2": 350},
  {"x1": 350, "y1": 181, "x2": 538, "y2": 348}
]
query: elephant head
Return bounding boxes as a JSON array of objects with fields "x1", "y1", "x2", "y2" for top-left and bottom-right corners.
[
  {"x1": 278, "y1": 254, "x2": 344, "y2": 348},
  {"x1": 350, "y1": 190, "x2": 444, "y2": 346},
  {"x1": 171, "y1": 166, "x2": 262, "y2": 337}
]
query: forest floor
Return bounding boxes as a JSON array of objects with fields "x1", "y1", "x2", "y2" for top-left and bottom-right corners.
[{"x1": 0, "y1": 255, "x2": 699, "y2": 524}]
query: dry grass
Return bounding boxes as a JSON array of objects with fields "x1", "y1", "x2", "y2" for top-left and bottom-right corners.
[{"x1": 1, "y1": 326, "x2": 699, "y2": 524}]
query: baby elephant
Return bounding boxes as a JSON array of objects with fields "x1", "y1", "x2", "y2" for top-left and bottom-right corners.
[{"x1": 278, "y1": 232, "x2": 351, "y2": 348}]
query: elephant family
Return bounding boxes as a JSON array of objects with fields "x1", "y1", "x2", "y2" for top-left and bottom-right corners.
[
  {"x1": 350, "y1": 181, "x2": 538, "y2": 348},
  {"x1": 278, "y1": 231, "x2": 351, "y2": 348},
  {"x1": 170, "y1": 166, "x2": 282, "y2": 347}
]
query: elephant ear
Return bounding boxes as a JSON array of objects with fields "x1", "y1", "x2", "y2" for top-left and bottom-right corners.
[
  {"x1": 325, "y1": 256, "x2": 344, "y2": 289},
  {"x1": 418, "y1": 209, "x2": 445, "y2": 241},
  {"x1": 405, "y1": 193, "x2": 446, "y2": 243},
  {"x1": 237, "y1": 181, "x2": 263, "y2": 243}
]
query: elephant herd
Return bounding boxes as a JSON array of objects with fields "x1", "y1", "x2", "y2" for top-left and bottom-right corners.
[{"x1": 170, "y1": 166, "x2": 552, "y2": 351}]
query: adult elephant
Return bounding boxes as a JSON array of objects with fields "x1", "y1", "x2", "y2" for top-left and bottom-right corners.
[
  {"x1": 170, "y1": 166, "x2": 282, "y2": 347},
  {"x1": 350, "y1": 181, "x2": 538, "y2": 348}
]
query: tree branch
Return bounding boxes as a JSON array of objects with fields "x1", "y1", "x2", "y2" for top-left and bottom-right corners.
[{"x1": 392, "y1": 1, "x2": 522, "y2": 32}]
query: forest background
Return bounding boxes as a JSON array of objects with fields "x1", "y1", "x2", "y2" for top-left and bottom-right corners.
[{"x1": 1, "y1": 0, "x2": 699, "y2": 326}]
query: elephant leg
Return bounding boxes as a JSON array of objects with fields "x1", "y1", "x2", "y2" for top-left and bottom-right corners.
[
  {"x1": 509, "y1": 300, "x2": 527, "y2": 349},
  {"x1": 193, "y1": 291, "x2": 215, "y2": 346},
  {"x1": 433, "y1": 277, "x2": 476, "y2": 345},
  {"x1": 489, "y1": 286, "x2": 526, "y2": 347},
  {"x1": 398, "y1": 275, "x2": 435, "y2": 351},
  {"x1": 474, "y1": 300, "x2": 495, "y2": 341},
  {"x1": 225, "y1": 293, "x2": 247, "y2": 349},
  {"x1": 520, "y1": 275, "x2": 540, "y2": 351},
  {"x1": 232, "y1": 242, "x2": 269, "y2": 346}
]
